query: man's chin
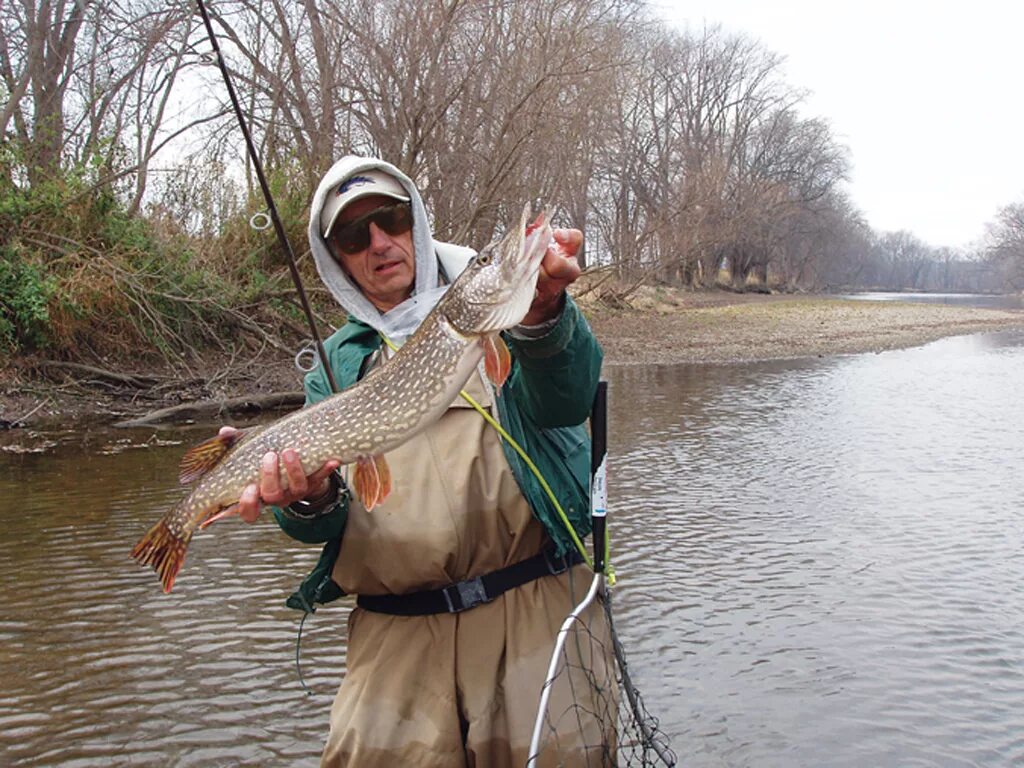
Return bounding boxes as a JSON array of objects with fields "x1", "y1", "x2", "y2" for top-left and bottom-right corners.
[{"x1": 366, "y1": 270, "x2": 414, "y2": 306}]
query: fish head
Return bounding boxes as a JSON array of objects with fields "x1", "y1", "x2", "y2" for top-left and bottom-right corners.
[{"x1": 444, "y1": 205, "x2": 552, "y2": 336}]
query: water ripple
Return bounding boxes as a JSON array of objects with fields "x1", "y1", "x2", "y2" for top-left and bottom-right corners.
[
  {"x1": 3, "y1": 331, "x2": 1024, "y2": 765},
  {"x1": 605, "y1": 331, "x2": 1024, "y2": 766}
]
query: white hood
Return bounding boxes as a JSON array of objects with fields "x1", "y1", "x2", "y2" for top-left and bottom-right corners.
[{"x1": 308, "y1": 156, "x2": 476, "y2": 342}]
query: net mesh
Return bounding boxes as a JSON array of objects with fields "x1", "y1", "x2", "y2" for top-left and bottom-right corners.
[{"x1": 530, "y1": 577, "x2": 677, "y2": 767}]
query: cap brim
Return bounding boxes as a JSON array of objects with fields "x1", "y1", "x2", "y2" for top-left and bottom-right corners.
[{"x1": 322, "y1": 189, "x2": 410, "y2": 238}]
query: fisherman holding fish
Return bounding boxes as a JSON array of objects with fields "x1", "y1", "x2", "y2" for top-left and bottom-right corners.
[{"x1": 137, "y1": 155, "x2": 610, "y2": 765}]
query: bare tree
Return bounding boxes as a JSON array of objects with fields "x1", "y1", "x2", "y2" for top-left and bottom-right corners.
[
  {"x1": 985, "y1": 201, "x2": 1024, "y2": 290},
  {"x1": 1, "y1": 0, "x2": 194, "y2": 198},
  {"x1": 1, "y1": 0, "x2": 94, "y2": 185}
]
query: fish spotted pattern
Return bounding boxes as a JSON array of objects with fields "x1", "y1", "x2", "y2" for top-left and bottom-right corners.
[{"x1": 132, "y1": 207, "x2": 552, "y2": 592}]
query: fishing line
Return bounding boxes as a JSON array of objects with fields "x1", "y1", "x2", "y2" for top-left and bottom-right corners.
[
  {"x1": 378, "y1": 332, "x2": 601, "y2": 574},
  {"x1": 194, "y1": 0, "x2": 338, "y2": 394},
  {"x1": 295, "y1": 610, "x2": 315, "y2": 696}
]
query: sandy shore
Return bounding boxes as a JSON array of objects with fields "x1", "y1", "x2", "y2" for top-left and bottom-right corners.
[
  {"x1": 587, "y1": 294, "x2": 1024, "y2": 366},
  {"x1": 2, "y1": 293, "x2": 1023, "y2": 429}
]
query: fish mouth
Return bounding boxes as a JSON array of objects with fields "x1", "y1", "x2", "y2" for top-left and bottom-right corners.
[
  {"x1": 466, "y1": 208, "x2": 551, "y2": 330},
  {"x1": 520, "y1": 211, "x2": 549, "y2": 272},
  {"x1": 509, "y1": 209, "x2": 549, "y2": 286}
]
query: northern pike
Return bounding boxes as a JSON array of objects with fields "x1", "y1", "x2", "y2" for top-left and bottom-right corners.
[{"x1": 132, "y1": 207, "x2": 552, "y2": 592}]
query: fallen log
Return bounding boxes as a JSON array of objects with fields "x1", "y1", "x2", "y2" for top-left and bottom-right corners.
[
  {"x1": 34, "y1": 360, "x2": 164, "y2": 388},
  {"x1": 115, "y1": 391, "x2": 304, "y2": 428}
]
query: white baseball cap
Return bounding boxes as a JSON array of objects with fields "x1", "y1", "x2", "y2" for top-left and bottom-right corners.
[{"x1": 320, "y1": 170, "x2": 411, "y2": 237}]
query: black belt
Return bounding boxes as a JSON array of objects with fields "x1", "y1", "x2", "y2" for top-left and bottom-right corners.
[{"x1": 356, "y1": 547, "x2": 584, "y2": 616}]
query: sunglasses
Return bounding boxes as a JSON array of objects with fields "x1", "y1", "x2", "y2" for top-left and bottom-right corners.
[{"x1": 329, "y1": 202, "x2": 413, "y2": 255}]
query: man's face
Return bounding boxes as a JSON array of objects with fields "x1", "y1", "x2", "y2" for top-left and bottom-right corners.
[{"x1": 327, "y1": 194, "x2": 415, "y2": 312}]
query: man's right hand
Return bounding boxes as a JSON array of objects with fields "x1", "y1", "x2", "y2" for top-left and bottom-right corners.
[{"x1": 219, "y1": 426, "x2": 341, "y2": 523}]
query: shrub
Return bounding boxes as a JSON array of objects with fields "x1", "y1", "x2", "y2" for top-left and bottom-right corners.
[{"x1": 0, "y1": 248, "x2": 53, "y2": 352}]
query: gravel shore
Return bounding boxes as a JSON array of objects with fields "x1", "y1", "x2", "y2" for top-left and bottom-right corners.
[{"x1": 587, "y1": 294, "x2": 1024, "y2": 366}]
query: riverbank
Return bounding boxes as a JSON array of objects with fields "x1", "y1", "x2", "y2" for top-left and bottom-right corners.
[
  {"x1": 585, "y1": 292, "x2": 1024, "y2": 366},
  {"x1": 2, "y1": 292, "x2": 1022, "y2": 429}
]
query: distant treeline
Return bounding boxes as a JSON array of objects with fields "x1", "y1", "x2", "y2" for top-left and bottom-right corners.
[{"x1": 2, "y1": 0, "x2": 1022, "y2": 359}]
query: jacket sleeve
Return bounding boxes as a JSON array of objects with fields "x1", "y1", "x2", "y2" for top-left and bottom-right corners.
[
  {"x1": 271, "y1": 361, "x2": 349, "y2": 544},
  {"x1": 503, "y1": 296, "x2": 603, "y2": 428}
]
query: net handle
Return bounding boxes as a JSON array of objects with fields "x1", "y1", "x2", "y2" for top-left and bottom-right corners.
[{"x1": 590, "y1": 381, "x2": 608, "y2": 573}]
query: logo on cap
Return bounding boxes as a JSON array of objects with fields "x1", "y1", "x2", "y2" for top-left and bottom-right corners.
[{"x1": 337, "y1": 176, "x2": 373, "y2": 196}]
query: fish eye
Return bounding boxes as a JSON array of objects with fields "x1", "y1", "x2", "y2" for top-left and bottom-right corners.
[{"x1": 476, "y1": 251, "x2": 493, "y2": 265}]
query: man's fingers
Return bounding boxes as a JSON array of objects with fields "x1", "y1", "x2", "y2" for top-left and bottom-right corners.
[
  {"x1": 309, "y1": 460, "x2": 341, "y2": 485},
  {"x1": 541, "y1": 228, "x2": 583, "y2": 285},
  {"x1": 281, "y1": 449, "x2": 308, "y2": 497},
  {"x1": 543, "y1": 253, "x2": 581, "y2": 282},
  {"x1": 260, "y1": 451, "x2": 283, "y2": 503},
  {"x1": 248, "y1": 450, "x2": 341, "y2": 508},
  {"x1": 297, "y1": 460, "x2": 341, "y2": 503},
  {"x1": 238, "y1": 483, "x2": 261, "y2": 523},
  {"x1": 537, "y1": 250, "x2": 581, "y2": 290},
  {"x1": 552, "y1": 228, "x2": 583, "y2": 257}
]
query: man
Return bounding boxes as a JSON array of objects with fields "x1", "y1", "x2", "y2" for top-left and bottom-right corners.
[{"x1": 232, "y1": 156, "x2": 608, "y2": 766}]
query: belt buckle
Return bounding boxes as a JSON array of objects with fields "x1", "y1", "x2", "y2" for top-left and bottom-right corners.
[
  {"x1": 443, "y1": 577, "x2": 489, "y2": 613},
  {"x1": 543, "y1": 548, "x2": 570, "y2": 576}
]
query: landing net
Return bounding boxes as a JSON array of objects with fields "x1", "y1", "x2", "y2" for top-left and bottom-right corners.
[
  {"x1": 527, "y1": 381, "x2": 675, "y2": 767},
  {"x1": 526, "y1": 571, "x2": 676, "y2": 767}
]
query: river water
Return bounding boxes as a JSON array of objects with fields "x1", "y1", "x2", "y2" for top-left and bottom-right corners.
[
  {"x1": 842, "y1": 291, "x2": 1024, "y2": 310},
  {"x1": 2, "y1": 299, "x2": 1023, "y2": 766}
]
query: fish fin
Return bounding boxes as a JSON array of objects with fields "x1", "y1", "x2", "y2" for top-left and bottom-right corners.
[
  {"x1": 374, "y1": 454, "x2": 392, "y2": 505},
  {"x1": 483, "y1": 333, "x2": 511, "y2": 387},
  {"x1": 199, "y1": 503, "x2": 240, "y2": 530},
  {"x1": 179, "y1": 430, "x2": 245, "y2": 485},
  {"x1": 131, "y1": 518, "x2": 192, "y2": 593},
  {"x1": 352, "y1": 457, "x2": 379, "y2": 511},
  {"x1": 353, "y1": 454, "x2": 391, "y2": 511}
]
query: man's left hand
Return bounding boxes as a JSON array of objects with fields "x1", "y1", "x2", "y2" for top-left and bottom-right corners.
[{"x1": 521, "y1": 228, "x2": 583, "y2": 326}]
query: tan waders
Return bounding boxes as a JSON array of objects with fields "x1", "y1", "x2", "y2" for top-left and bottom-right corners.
[{"x1": 321, "y1": 369, "x2": 614, "y2": 767}]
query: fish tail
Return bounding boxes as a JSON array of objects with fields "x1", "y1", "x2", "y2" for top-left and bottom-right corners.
[{"x1": 131, "y1": 518, "x2": 192, "y2": 593}]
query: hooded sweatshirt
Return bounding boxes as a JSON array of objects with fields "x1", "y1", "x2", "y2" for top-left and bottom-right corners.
[
  {"x1": 308, "y1": 156, "x2": 477, "y2": 342},
  {"x1": 278, "y1": 158, "x2": 603, "y2": 611}
]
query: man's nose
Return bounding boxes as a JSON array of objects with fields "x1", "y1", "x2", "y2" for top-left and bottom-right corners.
[{"x1": 367, "y1": 222, "x2": 391, "y2": 253}]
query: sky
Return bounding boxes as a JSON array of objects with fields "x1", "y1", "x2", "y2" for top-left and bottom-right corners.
[{"x1": 654, "y1": 0, "x2": 1024, "y2": 251}]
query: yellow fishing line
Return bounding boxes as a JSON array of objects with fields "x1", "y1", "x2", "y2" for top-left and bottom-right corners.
[
  {"x1": 456, "y1": 388, "x2": 594, "y2": 570},
  {"x1": 379, "y1": 333, "x2": 609, "y2": 577}
]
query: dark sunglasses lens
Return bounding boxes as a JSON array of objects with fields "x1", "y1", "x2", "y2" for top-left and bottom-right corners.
[
  {"x1": 335, "y1": 228, "x2": 369, "y2": 254},
  {"x1": 333, "y1": 204, "x2": 411, "y2": 254},
  {"x1": 377, "y1": 204, "x2": 413, "y2": 235}
]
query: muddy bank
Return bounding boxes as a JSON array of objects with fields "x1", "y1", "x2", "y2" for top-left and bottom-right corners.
[{"x1": 3, "y1": 293, "x2": 1023, "y2": 430}]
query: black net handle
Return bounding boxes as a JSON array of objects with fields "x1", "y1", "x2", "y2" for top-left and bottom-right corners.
[{"x1": 590, "y1": 380, "x2": 608, "y2": 574}]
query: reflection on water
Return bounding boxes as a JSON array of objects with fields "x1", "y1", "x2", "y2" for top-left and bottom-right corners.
[
  {"x1": 842, "y1": 291, "x2": 1024, "y2": 311},
  {"x1": 3, "y1": 329, "x2": 1024, "y2": 765},
  {"x1": 0, "y1": 427, "x2": 349, "y2": 767}
]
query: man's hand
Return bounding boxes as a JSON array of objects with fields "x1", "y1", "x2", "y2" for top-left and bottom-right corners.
[
  {"x1": 521, "y1": 227, "x2": 583, "y2": 326},
  {"x1": 218, "y1": 426, "x2": 341, "y2": 523}
]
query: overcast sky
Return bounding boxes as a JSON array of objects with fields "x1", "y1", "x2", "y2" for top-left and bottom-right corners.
[{"x1": 653, "y1": 0, "x2": 1024, "y2": 251}]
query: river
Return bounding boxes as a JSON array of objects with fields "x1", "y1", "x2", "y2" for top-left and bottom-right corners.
[{"x1": 2, "y1": 297, "x2": 1022, "y2": 766}]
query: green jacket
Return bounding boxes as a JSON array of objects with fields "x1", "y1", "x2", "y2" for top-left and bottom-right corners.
[{"x1": 273, "y1": 296, "x2": 603, "y2": 612}]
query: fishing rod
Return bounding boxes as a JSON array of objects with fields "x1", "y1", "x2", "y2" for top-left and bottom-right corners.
[{"x1": 194, "y1": 0, "x2": 338, "y2": 394}]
